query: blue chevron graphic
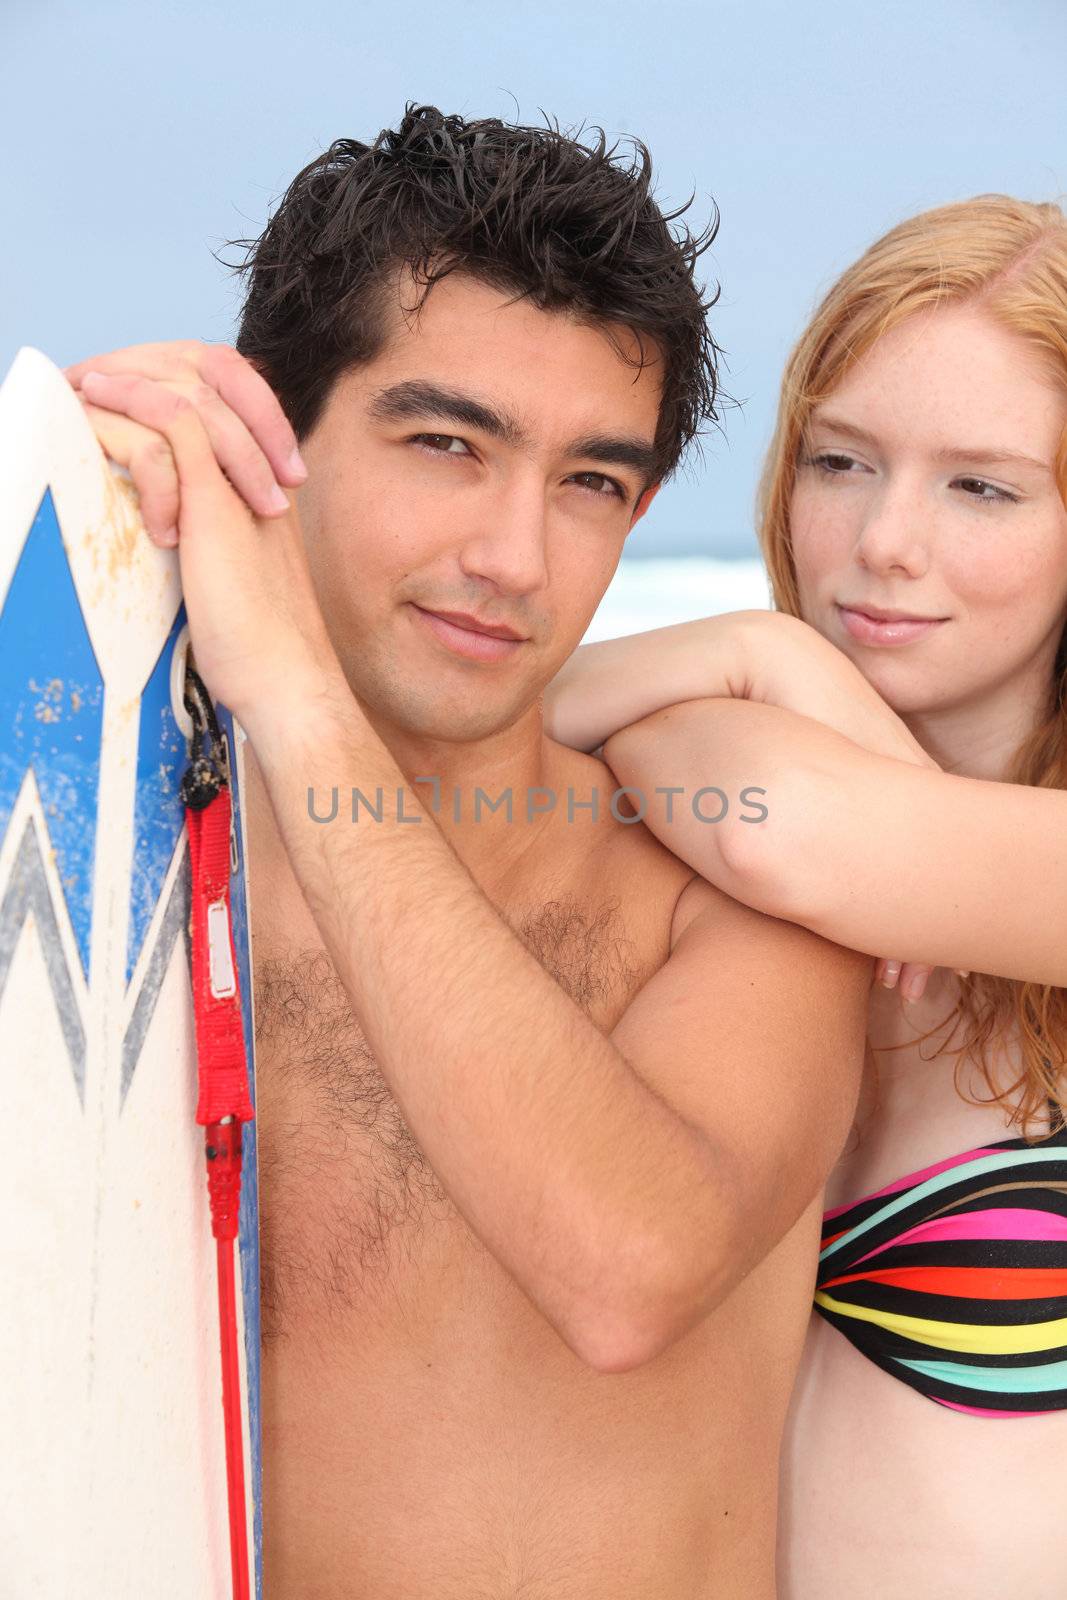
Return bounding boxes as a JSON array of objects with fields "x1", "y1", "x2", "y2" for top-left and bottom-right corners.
[
  {"x1": 0, "y1": 487, "x2": 104, "y2": 978},
  {"x1": 0, "y1": 815, "x2": 86, "y2": 1100}
]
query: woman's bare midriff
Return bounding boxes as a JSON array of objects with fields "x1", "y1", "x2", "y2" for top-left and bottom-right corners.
[{"x1": 779, "y1": 974, "x2": 1067, "y2": 1599}]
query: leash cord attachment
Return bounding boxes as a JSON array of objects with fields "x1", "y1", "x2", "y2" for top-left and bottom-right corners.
[{"x1": 182, "y1": 659, "x2": 254, "y2": 1600}]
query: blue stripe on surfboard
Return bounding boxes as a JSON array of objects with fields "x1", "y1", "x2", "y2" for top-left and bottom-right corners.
[
  {"x1": 0, "y1": 486, "x2": 103, "y2": 978},
  {"x1": 127, "y1": 607, "x2": 187, "y2": 984},
  {"x1": 217, "y1": 701, "x2": 263, "y2": 1599}
]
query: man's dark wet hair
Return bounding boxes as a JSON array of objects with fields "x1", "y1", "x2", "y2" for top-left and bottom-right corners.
[{"x1": 224, "y1": 104, "x2": 723, "y2": 483}]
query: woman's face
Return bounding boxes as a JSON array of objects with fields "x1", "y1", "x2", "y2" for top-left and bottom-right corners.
[{"x1": 790, "y1": 305, "x2": 1067, "y2": 724}]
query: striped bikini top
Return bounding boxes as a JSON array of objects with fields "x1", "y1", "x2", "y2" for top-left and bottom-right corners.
[{"x1": 815, "y1": 1117, "x2": 1067, "y2": 1417}]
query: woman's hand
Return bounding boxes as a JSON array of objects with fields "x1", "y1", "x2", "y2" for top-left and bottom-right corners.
[
  {"x1": 63, "y1": 347, "x2": 348, "y2": 734},
  {"x1": 64, "y1": 339, "x2": 307, "y2": 544}
]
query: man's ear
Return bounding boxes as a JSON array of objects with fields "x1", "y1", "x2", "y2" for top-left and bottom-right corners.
[{"x1": 629, "y1": 483, "x2": 661, "y2": 529}]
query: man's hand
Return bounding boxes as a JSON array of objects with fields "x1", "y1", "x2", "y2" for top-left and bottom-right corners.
[
  {"x1": 64, "y1": 340, "x2": 307, "y2": 546},
  {"x1": 64, "y1": 341, "x2": 346, "y2": 728}
]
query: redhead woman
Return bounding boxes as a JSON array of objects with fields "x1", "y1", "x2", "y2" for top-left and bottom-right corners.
[{"x1": 544, "y1": 195, "x2": 1067, "y2": 1597}]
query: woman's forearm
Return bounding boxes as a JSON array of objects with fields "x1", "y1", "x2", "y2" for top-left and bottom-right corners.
[
  {"x1": 542, "y1": 611, "x2": 764, "y2": 752},
  {"x1": 547, "y1": 608, "x2": 934, "y2": 770},
  {"x1": 603, "y1": 698, "x2": 1067, "y2": 987}
]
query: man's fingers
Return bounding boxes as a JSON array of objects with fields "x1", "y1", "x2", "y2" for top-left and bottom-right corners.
[
  {"x1": 198, "y1": 342, "x2": 308, "y2": 486},
  {"x1": 80, "y1": 370, "x2": 290, "y2": 521},
  {"x1": 64, "y1": 339, "x2": 308, "y2": 488},
  {"x1": 79, "y1": 373, "x2": 249, "y2": 553},
  {"x1": 77, "y1": 396, "x2": 181, "y2": 546},
  {"x1": 79, "y1": 371, "x2": 229, "y2": 501}
]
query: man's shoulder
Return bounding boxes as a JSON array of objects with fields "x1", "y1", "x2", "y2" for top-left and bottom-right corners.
[
  {"x1": 666, "y1": 872, "x2": 778, "y2": 955},
  {"x1": 665, "y1": 869, "x2": 871, "y2": 989}
]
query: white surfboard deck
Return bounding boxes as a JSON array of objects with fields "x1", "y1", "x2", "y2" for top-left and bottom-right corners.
[{"x1": 0, "y1": 346, "x2": 262, "y2": 1597}]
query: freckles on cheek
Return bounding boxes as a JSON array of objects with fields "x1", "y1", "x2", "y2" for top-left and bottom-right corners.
[
  {"x1": 946, "y1": 536, "x2": 1037, "y2": 608},
  {"x1": 951, "y1": 552, "x2": 1006, "y2": 605},
  {"x1": 789, "y1": 492, "x2": 844, "y2": 587}
]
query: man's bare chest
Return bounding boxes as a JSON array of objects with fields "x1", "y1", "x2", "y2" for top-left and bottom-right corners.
[{"x1": 252, "y1": 851, "x2": 686, "y2": 1338}]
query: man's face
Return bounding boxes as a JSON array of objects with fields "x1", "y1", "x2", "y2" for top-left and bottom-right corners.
[{"x1": 295, "y1": 273, "x2": 662, "y2": 744}]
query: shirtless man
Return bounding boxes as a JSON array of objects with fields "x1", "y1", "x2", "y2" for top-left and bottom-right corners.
[{"x1": 66, "y1": 106, "x2": 871, "y2": 1598}]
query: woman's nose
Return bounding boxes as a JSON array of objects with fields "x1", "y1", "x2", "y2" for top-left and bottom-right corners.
[{"x1": 853, "y1": 482, "x2": 931, "y2": 578}]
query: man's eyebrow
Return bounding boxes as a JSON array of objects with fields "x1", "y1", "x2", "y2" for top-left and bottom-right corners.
[
  {"x1": 566, "y1": 434, "x2": 660, "y2": 486},
  {"x1": 366, "y1": 380, "x2": 526, "y2": 446},
  {"x1": 809, "y1": 413, "x2": 1050, "y2": 474}
]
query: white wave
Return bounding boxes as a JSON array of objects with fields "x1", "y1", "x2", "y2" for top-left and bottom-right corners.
[{"x1": 582, "y1": 557, "x2": 773, "y2": 642}]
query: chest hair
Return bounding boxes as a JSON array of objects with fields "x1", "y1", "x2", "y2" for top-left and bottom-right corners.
[{"x1": 255, "y1": 894, "x2": 639, "y2": 1334}]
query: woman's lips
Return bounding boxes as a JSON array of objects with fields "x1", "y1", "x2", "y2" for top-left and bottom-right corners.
[
  {"x1": 837, "y1": 605, "x2": 947, "y2": 646},
  {"x1": 410, "y1": 604, "x2": 526, "y2": 663}
]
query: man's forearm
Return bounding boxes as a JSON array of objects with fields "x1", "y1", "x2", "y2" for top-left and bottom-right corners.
[{"x1": 244, "y1": 680, "x2": 722, "y2": 1364}]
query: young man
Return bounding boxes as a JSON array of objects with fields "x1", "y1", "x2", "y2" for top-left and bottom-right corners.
[{"x1": 67, "y1": 106, "x2": 871, "y2": 1598}]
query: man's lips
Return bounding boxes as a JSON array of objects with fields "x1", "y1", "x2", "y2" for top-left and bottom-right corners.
[
  {"x1": 409, "y1": 604, "x2": 528, "y2": 663},
  {"x1": 414, "y1": 606, "x2": 527, "y2": 641}
]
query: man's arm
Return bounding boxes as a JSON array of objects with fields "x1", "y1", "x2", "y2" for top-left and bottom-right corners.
[{"x1": 250, "y1": 684, "x2": 872, "y2": 1373}]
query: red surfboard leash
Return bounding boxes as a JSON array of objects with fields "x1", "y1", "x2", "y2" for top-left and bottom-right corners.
[{"x1": 181, "y1": 664, "x2": 256, "y2": 1600}]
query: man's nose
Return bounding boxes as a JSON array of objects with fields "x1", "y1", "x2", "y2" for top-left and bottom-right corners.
[
  {"x1": 457, "y1": 476, "x2": 551, "y2": 596},
  {"x1": 853, "y1": 479, "x2": 931, "y2": 579}
]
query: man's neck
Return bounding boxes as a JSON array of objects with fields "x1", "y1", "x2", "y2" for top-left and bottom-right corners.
[{"x1": 239, "y1": 696, "x2": 584, "y2": 915}]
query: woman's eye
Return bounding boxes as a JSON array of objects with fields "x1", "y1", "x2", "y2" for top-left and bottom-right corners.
[
  {"x1": 810, "y1": 452, "x2": 862, "y2": 475},
  {"x1": 413, "y1": 433, "x2": 471, "y2": 456},
  {"x1": 569, "y1": 471, "x2": 623, "y2": 498},
  {"x1": 954, "y1": 475, "x2": 1019, "y2": 505}
]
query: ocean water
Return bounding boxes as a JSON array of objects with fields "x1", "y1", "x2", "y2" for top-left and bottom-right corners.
[{"x1": 582, "y1": 556, "x2": 773, "y2": 642}]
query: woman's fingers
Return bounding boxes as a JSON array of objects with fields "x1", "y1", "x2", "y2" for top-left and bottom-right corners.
[
  {"x1": 64, "y1": 339, "x2": 307, "y2": 489},
  {"x1": 875, "y1": 960, "x2": 969, "y2": 1004},
  {"x1": 79, "y1": 369, "x2": 293, "y2": 523},
  {"x1": 899, "y1": 964, "x2": 933, "y2": 1002}
]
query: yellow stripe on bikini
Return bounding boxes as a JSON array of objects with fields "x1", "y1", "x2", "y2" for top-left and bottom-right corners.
[{"x1": 814, "y1": 1291, "x2": 1067, "y2": 1357}]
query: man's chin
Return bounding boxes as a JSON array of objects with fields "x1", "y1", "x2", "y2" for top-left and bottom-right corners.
[{"x1": 356, "y1": 682, "x2": 543, "y2": 748}]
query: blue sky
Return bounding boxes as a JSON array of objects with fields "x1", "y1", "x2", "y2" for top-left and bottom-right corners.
[{"x1": 3, "y1": 0, "x2": 1065, "y2": 557}]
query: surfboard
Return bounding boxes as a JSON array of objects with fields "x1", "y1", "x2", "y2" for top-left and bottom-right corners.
[{"x1": 0, "y1": 346, "x2": 262, "y2": 1596}]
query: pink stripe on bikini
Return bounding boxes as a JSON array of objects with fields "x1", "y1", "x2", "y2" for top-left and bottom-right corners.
[
  {"x1": 824, "y1": 1147, "x2": 1000, "y2": 1221},
  {"x1": 940, "y1": 1399, "x2": 1054, "y2": 1419},
  {"x1": 854, "y1": 1208, "x2": 1067, "y2": 1267}
]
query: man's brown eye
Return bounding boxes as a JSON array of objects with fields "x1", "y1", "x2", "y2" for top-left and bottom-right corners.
[
  {"x1": 571, "y1": 472, "x2": 620, "y2": 497},
  {"x1": 415, "y1": 433, "x2": 468, "y2": 454}
]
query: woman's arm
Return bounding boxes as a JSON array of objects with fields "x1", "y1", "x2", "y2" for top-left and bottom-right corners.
[
  {"x1": 543, "y1": 612, "x2": 758, "y2": 752},
  {"x1": 544, "y1": 610, "x2": 937, "y2": 771},
  {"x1": 603, "y1": 698, "x2": 1067, "y2": 987}
]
